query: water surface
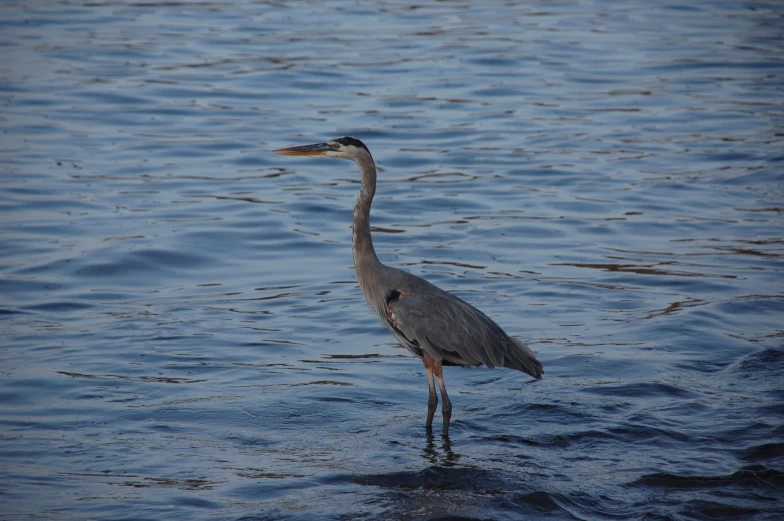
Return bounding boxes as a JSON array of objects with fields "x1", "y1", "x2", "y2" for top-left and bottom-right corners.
[{"x1": 1, "y1": 1, "x2": 783, "y2": 520}]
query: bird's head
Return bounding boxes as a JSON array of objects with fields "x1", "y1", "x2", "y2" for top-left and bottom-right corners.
[{"x1": 272, "y1": 136, "x2": 370, "y2": 161}]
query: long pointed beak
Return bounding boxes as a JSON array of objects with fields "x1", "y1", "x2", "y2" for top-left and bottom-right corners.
[{"x1": 272, "y1": 142, "x2": 332, "y2": 156}]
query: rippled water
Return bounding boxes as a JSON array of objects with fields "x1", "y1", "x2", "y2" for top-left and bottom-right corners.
[{"x1": 2, "y1": 1, "x2": 783, "y2": 520}]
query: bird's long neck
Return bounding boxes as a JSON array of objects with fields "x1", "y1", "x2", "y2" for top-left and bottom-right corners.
[{"x1": 352, "y1": 152, "x2": 383, "y2": 298}]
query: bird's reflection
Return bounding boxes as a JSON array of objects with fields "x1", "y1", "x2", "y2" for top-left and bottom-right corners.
[{"x1": 423, "y1": 431, "x2": 460, "y2": 466}]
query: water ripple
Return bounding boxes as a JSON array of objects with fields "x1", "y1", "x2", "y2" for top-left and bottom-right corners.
[{"x1": 2, "y1": 1, "x2": 783, "y2": 520}]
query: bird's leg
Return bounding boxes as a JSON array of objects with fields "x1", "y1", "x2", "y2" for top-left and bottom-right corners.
[
  {"x1": 436, "y1": 373, "x2": 452, "y2": 438},
  {"x1": 424, "y1": 353, "x2": 451, "y2": 437},
  {"x1": 425, "y1": 365, "x2": 438, "y2": 431}
]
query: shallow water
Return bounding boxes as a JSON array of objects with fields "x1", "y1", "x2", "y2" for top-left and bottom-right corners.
[{"x1": 1, "y1": 1, "x2": 783, "y2": 520}]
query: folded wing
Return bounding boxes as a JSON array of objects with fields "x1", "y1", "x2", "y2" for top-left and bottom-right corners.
[{"x1": 386, "y1": 287, "x2": 543, "y2": 379}]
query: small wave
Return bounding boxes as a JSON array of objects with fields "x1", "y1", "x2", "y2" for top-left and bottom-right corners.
[
  {"x1": 352, "y1": 465, "x2": 506, "y2": 493},
  {"x1": 732, "y1": 347, "x2": 784, "y2": 375},
  {"x1": 628, "y1": 465, "x2": 784, "y2": 490},
  {"x1": 739, "y1": 443, "x2": 784, "y2": 464},
  {"x1": 580, "y1": 381, "x2": 699, "y2": 399}
]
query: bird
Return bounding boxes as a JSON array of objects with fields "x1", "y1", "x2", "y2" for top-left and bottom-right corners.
[{"x1": 273, "y1": 136, "x2": 543, "y2": 437}]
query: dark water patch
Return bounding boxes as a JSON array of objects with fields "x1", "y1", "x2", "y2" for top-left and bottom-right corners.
[
  {"x1": 56, "y1": 371, "x2": 205, "y2": 385},
  {"x1": 480, "y1": 433, "x2": 569, "y2": 449},
  {"x1": 553, "y1": 261, "x2": 740, "y2": 280},
  {"x1": 353, "y1": 465, "x2": 507, "y2": 495},
  {"x1": 123, "y1": 476, "x2": 219, "y2": 491},
  {"x1": 23, "y1": 301, "x2": 93, "y2": 313},
  {"x1": 739, "y1": 443, "x2": 784, "y2": 464},
  {"x1": 580, "y1": 382, "x2": 700, "y2": 400},
  {"x1": 672, "y1": 356, "x2": 736, "y2": 374},
  {"x1": 731, "y1": 348, "x2": 784, "y2": 377},
  {"x1": 561, "y1": 423, "x2": 695, "y2": 448},
  {"x1": 629, "y1": 465, "x2": 784, "y2": 491}
]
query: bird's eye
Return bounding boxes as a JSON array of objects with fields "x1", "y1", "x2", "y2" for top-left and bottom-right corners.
[{"x1": 333, "y1": 143, "x2": 340, "y2": 150}]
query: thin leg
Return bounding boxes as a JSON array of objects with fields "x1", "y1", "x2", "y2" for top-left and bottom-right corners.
[
  {"x1": 425, "y1": 365, "x2": 438, "y2": 430},
  {"x1": 436, "y1": 373, "x2": 452, "y2": 438}
]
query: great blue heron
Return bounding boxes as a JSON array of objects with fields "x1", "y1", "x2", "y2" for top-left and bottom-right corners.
[{"x1": 273, "y1": 136, "x2": 543, "y2": 437}]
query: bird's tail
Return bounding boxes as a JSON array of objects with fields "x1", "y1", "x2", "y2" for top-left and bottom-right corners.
[{"x1": 505, "y1": 337, "x2": 544, "y2": 380}]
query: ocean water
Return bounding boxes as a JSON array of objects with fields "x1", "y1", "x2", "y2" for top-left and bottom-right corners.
[{"x1": 1, "y1": 1, "x2": 783, "y2": 520}]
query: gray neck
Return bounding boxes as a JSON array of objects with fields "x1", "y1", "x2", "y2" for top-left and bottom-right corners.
[{"x1": 352, "y1": 151, "x2": 383, "y2": 302}]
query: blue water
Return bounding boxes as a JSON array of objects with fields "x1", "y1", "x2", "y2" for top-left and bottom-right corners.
[{"x1": 1, "y1": 1, "x2": 783, "y2": 520}]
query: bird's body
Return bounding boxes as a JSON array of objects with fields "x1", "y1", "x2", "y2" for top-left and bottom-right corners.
[{"x1": 273, "y1": 136, "x2": 543, "y2": 436}]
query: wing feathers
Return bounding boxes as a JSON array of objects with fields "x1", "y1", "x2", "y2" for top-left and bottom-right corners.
[{"x1": 387, "y1": 286, "x2": 542, "y2": 378}]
